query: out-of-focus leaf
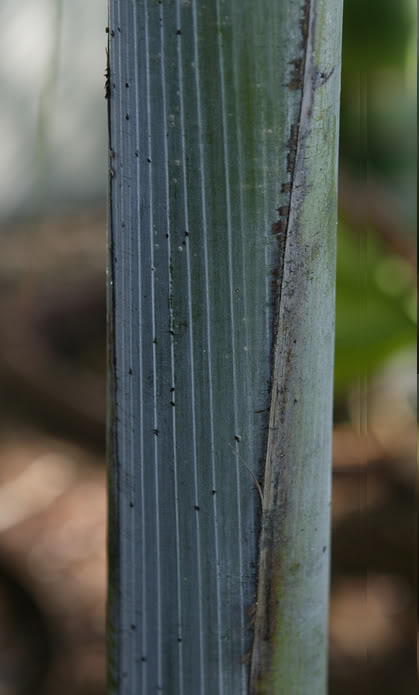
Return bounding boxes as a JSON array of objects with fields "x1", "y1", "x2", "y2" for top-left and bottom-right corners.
[
  {"x1": 339, "y1": 0, "x2": 416, "y2": 210},
  {"x1": 342, "y1": 0, "x2": 412, "y2": 72},
  {"x1": 334, "y1": 224, "x2": 416, "y2": 392}
]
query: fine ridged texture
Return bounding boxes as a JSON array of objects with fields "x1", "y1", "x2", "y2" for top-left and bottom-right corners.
[
  {"x1": 250, "y1": 1, "x2": 343, "y2": 693},
  {"x1": 107, "y1": 1, "x2": 342, "y2": 693}
]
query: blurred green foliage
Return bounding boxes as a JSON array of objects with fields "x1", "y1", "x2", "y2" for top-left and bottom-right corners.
[
  {"x1": 335, "y1": 224, "x2": 415, "y2": 392},
  {"x1": 342, "y1": 0, "x2": 412, "y2": 71},
  {"x1": 334, "y1": 0, "x2": 416, "y2": 394},
  {"x1": 340, "y1": 0, "x2": 416, "y2": 183}
]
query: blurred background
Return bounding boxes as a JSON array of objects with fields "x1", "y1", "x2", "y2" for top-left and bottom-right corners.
[{"x1": 0, "y1": 1, "x2": 415, "y2": 694}]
